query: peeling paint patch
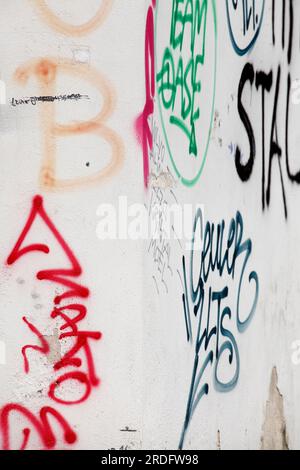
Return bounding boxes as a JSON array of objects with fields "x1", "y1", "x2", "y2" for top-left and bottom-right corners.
[
  {"x1": 43, "y1": 329, "x2": 61, "y2": 365},
  {"x1": 261, "y1": 367, "x2": 289, "y2": 450},
  {"x1": 72, "y1": 46, "x2": 91, "y2": 65},
  {"x1": 149, "y1": 171, "x2": 176, "y2": 189}
]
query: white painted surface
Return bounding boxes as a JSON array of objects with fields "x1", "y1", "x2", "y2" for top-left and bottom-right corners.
[{"x1": 0, "y1": 0, "x2": 299, "y2": 450}]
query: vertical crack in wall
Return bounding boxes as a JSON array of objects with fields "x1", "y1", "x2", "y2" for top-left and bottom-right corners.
[
  {"x1": 261, "y1": 367, "x2": 289, "y2": 450},
  {"x1": 217, "y1": 430, "x2": 221, "y2": 450}
]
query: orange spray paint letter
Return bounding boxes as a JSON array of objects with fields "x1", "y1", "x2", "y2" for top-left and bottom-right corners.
[{"x1": 15, "y1": 58, "x2": 124, "y2": 190}]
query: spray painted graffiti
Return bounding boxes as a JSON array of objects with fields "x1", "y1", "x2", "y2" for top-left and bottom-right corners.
[
  {"x1": 1, "y1": 196, "x2": 101, "y2": 449},
  {"x1": 233, "y1": 0, "x2": 299, "y2": 219},
  {"x1": 179, "y1": 209, "x2": 259, "y2": 449},
  {"x1": 155, "y1": 0, "x2": 217, "y2": 187},
  {"x1": 1, "y1": 404, "x2": 77, "y2": 450},
  {"x1": 15, "y1": 58, "x2": 123, "y2": 190},
  {"x1": 13, "y1": 0, "x2": 123, "y2": 191},
  {"x1": 31, "y1": 0, "x2": 114, "y2": 37},
  {"x1": 136, "y1": 0, "x2": 156, "y2": 188},
  {"x1": 11, "y1": 93, "x2": 89, "y2": 107},
  {"x1": 226, "y1": 0, "x2": 265, "y2": 55}
]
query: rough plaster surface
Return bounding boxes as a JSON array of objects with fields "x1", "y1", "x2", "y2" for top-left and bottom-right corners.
[{"x1": 261, "y1": 368, "x2": 289, "y2": 450}]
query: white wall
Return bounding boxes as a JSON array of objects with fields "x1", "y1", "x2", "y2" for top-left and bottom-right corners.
[{"x1": 0, "y1": 0, "x2": 299, "y2": 450}]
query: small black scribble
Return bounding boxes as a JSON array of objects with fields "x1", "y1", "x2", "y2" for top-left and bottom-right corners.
[
  {"x1": 86, "y1": 162, "x2": 90, "y2": 167},
  {"x1": 120, "y1": 426, "x2": 137, "y2": 433},
  {"x1": 11, "y1": 94, "x2": 89, "y2": 107}
]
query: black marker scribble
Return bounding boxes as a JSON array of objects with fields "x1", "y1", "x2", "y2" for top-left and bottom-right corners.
[{"x1": 11, "y1": 93, "x2": 89, "y2": 107}]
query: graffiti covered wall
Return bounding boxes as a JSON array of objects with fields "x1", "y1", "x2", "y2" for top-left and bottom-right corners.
[
  {"x1": 0, "y1": 0, "x2": 299, "y2": 450},
  {"x1": 0, "y1": 0, "x2": 144, "y2": 450},
  {"x1": 143, "y1": 0, "x2": 300, "y2": 450}
]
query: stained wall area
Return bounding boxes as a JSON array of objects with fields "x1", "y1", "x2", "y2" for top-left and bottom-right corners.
[{"x1": 0, "y1": 0, "x2": 300, "y2": 450}]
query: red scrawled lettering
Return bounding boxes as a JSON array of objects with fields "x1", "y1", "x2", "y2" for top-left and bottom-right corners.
[
  {"x1": 0, "y1": 404, "x2": 77, "y2": 450},
  {"x1": 48, "y1": 371, "x2": 92, "y2": 405},
  {"x1": 2, "y1": 195, "x2": 102, "y2": 449},
  {"x1": 7, "y1": 195, "x2": 89, "y2": 304},
  {"x1": 22, "y1": 316, "x2": 50, "y2": 373}
]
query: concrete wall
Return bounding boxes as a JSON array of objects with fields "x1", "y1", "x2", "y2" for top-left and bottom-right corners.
[{"x1": 0, "y1": 0, "x2": 299, "y2": 450}]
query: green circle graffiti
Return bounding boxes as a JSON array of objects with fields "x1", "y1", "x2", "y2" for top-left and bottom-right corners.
[{"x1": 155, "y1": 0, "x2": 217, "y2": 187}]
